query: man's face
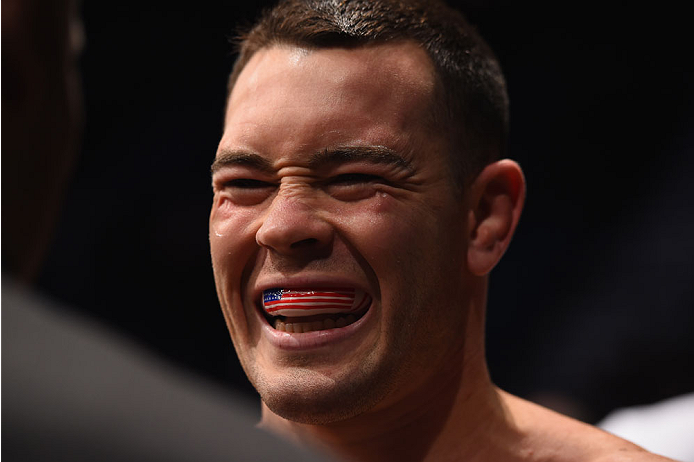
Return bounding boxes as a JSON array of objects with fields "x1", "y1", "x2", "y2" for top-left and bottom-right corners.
[{"x1": 210, "y1": 42, "x2": 472, "y2": 423}]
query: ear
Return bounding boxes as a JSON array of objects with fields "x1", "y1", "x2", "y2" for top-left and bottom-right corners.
[{"x1": 467, "y1": 159, "x2": 525, "y2": 276}]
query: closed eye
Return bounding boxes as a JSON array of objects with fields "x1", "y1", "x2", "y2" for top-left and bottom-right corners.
[
  {"x1": 324, "y1": 173, "x2": 386, "y2": 201},
  {"x1": 224, "y1": 178, "x2": 274, "y2": 189},
  {"x1": 215, "y1": 178, "x2": 275, "y2": 206},
  {"x1": 329, "y1": 173, "x2": 383, "y2": 185}
]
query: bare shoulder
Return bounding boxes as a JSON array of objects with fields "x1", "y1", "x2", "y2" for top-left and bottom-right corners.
[{"x1": 498, "y1": 390, "x2": 677, "y2": 462}]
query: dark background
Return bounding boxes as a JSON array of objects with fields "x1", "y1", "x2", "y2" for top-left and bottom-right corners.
[{"x1": 35, "y1": 1, "x2": 693, "y2": 424}]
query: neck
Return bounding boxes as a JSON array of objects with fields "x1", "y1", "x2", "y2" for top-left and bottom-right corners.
[{"x1": 260, "y1": 285, "x2": 524, "y2": 462}]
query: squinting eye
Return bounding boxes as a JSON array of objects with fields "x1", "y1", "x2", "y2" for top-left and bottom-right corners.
[
  {"x1": 224, "y1": 179, "x2": 273, "y2": 189},
  {"x1": 330, "y1": 173, "x2": 382, "y2": 185},
  {"x1": 216, "y1": 178, "x2": 275, "y2": 206},
  {"x1": 324, "y1": 173, "x2": 385, "y2": 201}
]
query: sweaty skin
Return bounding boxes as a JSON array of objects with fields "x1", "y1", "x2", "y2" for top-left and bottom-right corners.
[
  {"x1": 210, "y1": 43, "x2": 674, "y2": 462},
  {"x1": 210, "y1": 42, "x2": 469, "y2": 427}
]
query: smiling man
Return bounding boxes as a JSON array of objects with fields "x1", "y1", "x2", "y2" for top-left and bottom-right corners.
[{"x1": 208, "y1": 1, "x2": 672, "y2": 461}]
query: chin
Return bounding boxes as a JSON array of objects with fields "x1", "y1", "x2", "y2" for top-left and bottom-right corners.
[{"x1": 252, "y1": 362, "x2": 396, "y2": 425}]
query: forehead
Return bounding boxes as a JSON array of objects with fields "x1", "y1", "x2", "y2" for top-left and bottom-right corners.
[{"x1": 221, "y1": 42, "x2": 441, "y2": 160}]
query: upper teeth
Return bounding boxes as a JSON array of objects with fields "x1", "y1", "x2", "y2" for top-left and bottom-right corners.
[{"x1": 262, "y1": 288, "x2": 371, "y2": 317}]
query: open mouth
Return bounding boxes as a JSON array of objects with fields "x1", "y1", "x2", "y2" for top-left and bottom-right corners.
[{"x1": 261, "y1": 288, "x2": 372, "y2": 333}]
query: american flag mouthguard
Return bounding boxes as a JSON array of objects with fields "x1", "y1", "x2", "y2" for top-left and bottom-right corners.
[{"x1": 262, "y1": 288, "x2": 371, "y2": 317}]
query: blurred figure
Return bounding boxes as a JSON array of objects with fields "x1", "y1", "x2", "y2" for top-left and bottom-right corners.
[
  {"x1": 599, "y1": 393, "x2": 694, "y2": 462},
  {"x1": 2, "y1": 0, "x2": 83, "y2": 282},
  {"x1": 1, "y1": 1, "x2": 331, "y2": 460}
]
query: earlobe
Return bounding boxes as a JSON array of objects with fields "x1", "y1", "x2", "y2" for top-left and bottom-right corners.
[{"x1": 467, "y1": 159, "x2": 525, "y2": 276}]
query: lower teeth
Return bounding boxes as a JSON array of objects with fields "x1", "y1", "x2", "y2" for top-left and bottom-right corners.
[{"x1": 274, "y1": 314, "x2": 357, "y2": 333}]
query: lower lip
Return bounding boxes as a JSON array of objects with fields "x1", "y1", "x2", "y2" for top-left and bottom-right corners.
[{"x1": 259, "y1": 304, "x2": 373, "y2": 351}]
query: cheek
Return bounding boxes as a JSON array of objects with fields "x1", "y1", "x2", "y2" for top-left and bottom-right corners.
[
  {"x1": 332, "y1": 194, "x2": 435, "y2": 270},
  {"x1": 209, "y1": 202, "x2": 263, "y2": 339},
  {"x1": 348, "y1": 192, "x2": 443, "y2": 239},
  {"x1": 209, "y1": 201, "x2": 261, "y2": 288},
  {"x1": 334, "y1": 193, "x2": 465, "y2": 296},
  {"x1": 332, "y1": 192, "x2": 395, "y2": 234}
]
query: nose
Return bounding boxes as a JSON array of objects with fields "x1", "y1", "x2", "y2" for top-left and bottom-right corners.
[{"x1": 256, "y1": 188, "x2": 334, "y2": 256}]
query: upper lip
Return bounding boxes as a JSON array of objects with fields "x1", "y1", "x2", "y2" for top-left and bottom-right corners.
[{"x1": 252, "y1": 275, "x2": 371, "y2": 307}]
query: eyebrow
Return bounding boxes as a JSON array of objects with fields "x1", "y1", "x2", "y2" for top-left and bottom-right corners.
[
  {"x1": 210, "y1": 145, "x2": 412, "y2": 175},
  {"x1": 308, "y1": 146, "x2": 412, "y2": 171},
  {"x1": 210, "y1": 151, "x2": 274, "y2": 175}
]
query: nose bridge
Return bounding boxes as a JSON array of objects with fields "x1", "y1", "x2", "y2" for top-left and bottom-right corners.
[
  {"x1": 256, "y1": 181, "x2": 332, "y2": 253},
  {"x1": 265, "y1": 183, "x2": 312, "y2": 229}
]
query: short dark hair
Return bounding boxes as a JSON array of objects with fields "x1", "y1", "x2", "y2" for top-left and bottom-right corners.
[{"x1": 227, "y1": 0, "x2": 508, "y2": 185}]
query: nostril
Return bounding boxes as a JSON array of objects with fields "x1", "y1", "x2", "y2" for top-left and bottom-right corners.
[{"x1": 290, "y1": 238, "x2": 319, "y2": 249}]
